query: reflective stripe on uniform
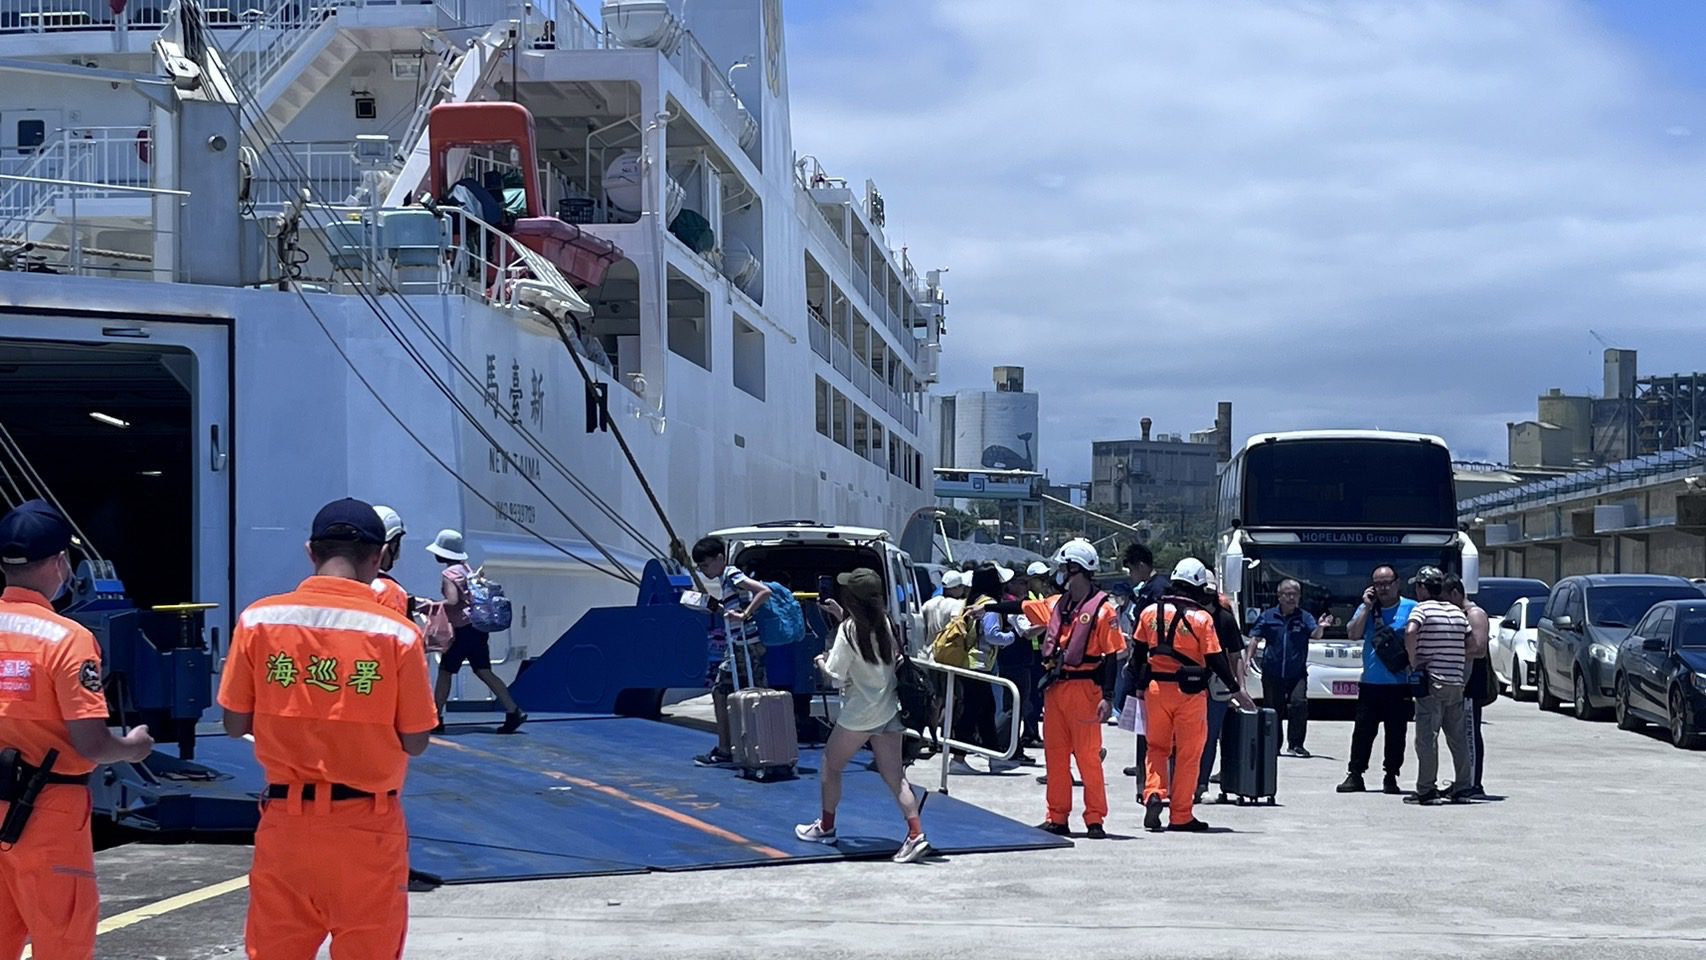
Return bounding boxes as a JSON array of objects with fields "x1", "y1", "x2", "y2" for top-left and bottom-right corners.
[
  {"x1": 240, "y1": 605, "x2": 419, "y2": 647},
  {"x1": 0, "y1": 613, "x2": 70, "y2": 644}
]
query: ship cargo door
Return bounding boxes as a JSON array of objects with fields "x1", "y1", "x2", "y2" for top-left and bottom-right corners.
[{"x1": 0, "y1": 316, "x2": 232, "y2": 655}]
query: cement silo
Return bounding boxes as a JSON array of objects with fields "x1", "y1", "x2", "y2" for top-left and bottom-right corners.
[
  {"x1": 1537, "y1": 388, "x2": 1594, "y2": 464},
  {"x1": 952, "y1": 367, "x2": 1040, "y2": 472}
]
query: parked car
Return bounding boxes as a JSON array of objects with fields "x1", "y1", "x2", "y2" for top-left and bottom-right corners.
[
  {"x1": 1535, "y1": 574, "x2": 1704, "y2": 720},
  {"x1": 1473, "y1": 577, "x2": 1551, "y2": 621},
  {"x1": 1613, "y1": 599, "x2": 1706, "y2": 749},
  {"x1": 1490, "y1": 596, "x2": 1548, "y2": 700}
]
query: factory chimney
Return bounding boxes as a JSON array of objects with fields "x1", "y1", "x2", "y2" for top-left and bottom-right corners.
[{"x1": 1140, "y1": 417, "x2": 1153, "y2": 441}]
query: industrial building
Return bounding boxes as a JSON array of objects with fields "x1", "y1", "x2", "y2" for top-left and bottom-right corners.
[
  {"x1": 1507, "y1": 348, "x2": 1706, "y2": 469},
  {"x1": 1089, "y1": 403, "x2": 1231, "y2": 529}
]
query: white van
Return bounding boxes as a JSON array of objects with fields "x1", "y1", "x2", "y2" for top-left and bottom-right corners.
[{"x1": 709, "y1": 522, "x2": 926, "y2": 653}]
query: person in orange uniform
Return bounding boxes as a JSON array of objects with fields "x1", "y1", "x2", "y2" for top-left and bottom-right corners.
[
  {"x1": 1131, "y1": 558, "x2": 1254, "y2": 833},
  {"x1": 0, "y1": 500, "x2": 154, "y2": 960},
  {"x1": 219, "y1": 498, "x2": 438, "y2": 960},
  {"x1": 1023, "y1": 539, "x2": 1124, "y2": 838},
  {"x1": 369, "y1": 505, "x2": 411, "y2": 617}
]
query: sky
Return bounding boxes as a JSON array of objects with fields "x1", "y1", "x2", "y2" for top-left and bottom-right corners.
[{"x1": 781, "y1": 0, "x2": 1706, "y2": 483}]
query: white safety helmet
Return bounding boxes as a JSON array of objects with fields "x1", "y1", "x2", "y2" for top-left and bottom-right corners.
[
  {"x1": 941, "y1": 570, "x2": 967, "y2": 590},
  {"x1": 1026, "y1": 561, "x2": 1051, "y2": 578},
  {"x1": 1052, "y1": 538, "x2": 1100, "y2": 574},
  {"x1": 372, "y1": 505, "x2": 406, "y2": 543},
  {"x1": 1170, "y1": 557, "x2": 1212, "y2": 588}
]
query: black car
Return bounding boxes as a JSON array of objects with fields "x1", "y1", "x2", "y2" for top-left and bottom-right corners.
[
  {"x1": 1614, "y1": 599, "x2": 1706, "y2": 749},
  {"x1": 1535, "y1": 574, "x2": 1703, "y2": 720}
]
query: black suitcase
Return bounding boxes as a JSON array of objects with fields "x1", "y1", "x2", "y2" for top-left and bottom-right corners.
[{"x1": 1218, "y1": 707, "x2": 1279, "y2": 805}]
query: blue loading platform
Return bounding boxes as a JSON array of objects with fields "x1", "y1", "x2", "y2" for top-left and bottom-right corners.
[{"x1": 176, "y1": 716, "x2": 1070, "y2": 884}]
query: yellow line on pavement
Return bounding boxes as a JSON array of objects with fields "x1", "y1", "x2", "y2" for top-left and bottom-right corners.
[{"x1": 21, "y1": 874, "x2": 249, "y2": 959}]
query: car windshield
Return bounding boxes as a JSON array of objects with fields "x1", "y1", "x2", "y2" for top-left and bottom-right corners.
[
  {"x1": 1676, "y1": 612, "x2": 1706, "y2": 648},
  {"x1": 1476, "y1": 584, "x2": 1549, "y2": 619},
  {"x1": 1245, "y1": 546, "x2": 1455, "y2": 638},
  {"x1": 1586, "y1": 586, "x2": 1702, "y2": 628}
]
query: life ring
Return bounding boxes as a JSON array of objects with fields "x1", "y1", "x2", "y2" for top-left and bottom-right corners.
[{"x1": 136, "y1": 129, "x2": 149, "y2": 164}]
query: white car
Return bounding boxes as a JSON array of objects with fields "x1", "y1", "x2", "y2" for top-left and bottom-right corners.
[{"x1": 1490, "y1": 596, "x2": 1546, "y2": 700}]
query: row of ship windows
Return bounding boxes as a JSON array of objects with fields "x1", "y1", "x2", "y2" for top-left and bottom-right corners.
[{"x1": 814, "y1": 377, "x2": 923, "y2": 489}]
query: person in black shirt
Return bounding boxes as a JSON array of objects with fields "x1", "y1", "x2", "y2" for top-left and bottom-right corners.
[{"x1": 1196, "y1": 572, "x2": 1248, "y2": 800}]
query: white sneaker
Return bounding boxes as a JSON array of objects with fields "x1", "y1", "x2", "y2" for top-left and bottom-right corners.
[
  {"x1": 794, "y1": 820, "x2": 838, "y2": 845},
  {"x1": 949, "y1": 758, "x2": 977, "y2": 776},
  {"x1": 892, "y1": 833, "x2": 930, "y2": 864}
]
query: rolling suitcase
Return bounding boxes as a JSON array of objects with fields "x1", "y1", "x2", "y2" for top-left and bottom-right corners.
[
  {"x1": 1217, "y1": 707, "x2": 1279, "y2": 805},
  {"x1": 726, "y1": 641, "x2": 798, "y2": 781}
]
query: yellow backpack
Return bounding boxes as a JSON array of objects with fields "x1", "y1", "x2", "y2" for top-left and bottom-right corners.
[{"x1": 931, "y1": 599, "x2": 990, "y2": 668}]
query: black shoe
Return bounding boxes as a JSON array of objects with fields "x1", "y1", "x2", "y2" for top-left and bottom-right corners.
[
  {"x1": 498, "y1": 711, "x2": 527, "y2": 734},
  {"x1": 1123, "y1": 765, "x2": 1141, "y2": 778},
  {"x1": 1336, "y1": 774, "x2": 1366, "y2": 794},
  {"x1": 1382, "y1": 774, "x2": 1401, "y2": 795},
  {"x1": 1011, "y1": 752, "x2": 1038, "y2": 766},
  {"x1": 1288, "y1": 745, "x2": 1311, "y2": 758},
  {"x1": 1144, "y1": 795, "x2": 1165, "y2": 832},
  {"x1": 1170, "y1": 818, "x2": 1210, "y2": 833},
  {"x1": 1449, "y1": 786, "x2": 1479, "y2": 804},
  {"x1": 1035, "y1": 820, "x2": 1071, "y2": 835},
  {"x1": 694, "y1": 749, "x2": 733, "y2": 767},
  {"x1": 1084, "y1": 823, "x2": 1107, "y2": 839},
  {"x1": 1403, "y1": 790, "x2": 1443, "y2": 806}
]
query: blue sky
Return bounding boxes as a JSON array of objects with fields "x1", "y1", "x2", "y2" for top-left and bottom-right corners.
[{"x1": 778, "y1": 1, "x2": 1706, "y2": 481}]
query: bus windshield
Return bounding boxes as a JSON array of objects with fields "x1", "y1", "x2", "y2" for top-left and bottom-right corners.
[
  {"x1": 1244, "y1": 545, "x2": 1458, "y2": 638},
  {"x1": 1243, "y1": 439, "x2": 1455, "y2": 529}
]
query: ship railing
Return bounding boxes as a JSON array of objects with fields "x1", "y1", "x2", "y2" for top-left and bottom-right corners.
[
  {"x1": 852, "y1": 360, "x2": 870, "y2": 398},
  {"x1": 807, "y1": 307, "x2": 831, "y2": 362},
  {"x1": 830, "y1": 336, "x2": 852, "y2": 380},
  {"x1": 905, "y1": 659, "x2": 1021, "y2": 793},
  {"x1": 0, "y1": 172, "x2": 185, "y2": 281},
  {"x1": 0, "y1": 127, "x2": 152, "y2": 238},
  {"x1": 225, "y1": 0, "x2": 345, "y2": 99},
  {"x1": 248, "y1": 140, "x2": 363, "y2": 206},
  {"x1": 661, "y1": 28, "x2": 756, "y2": 159},
  {"x1": 0, "y1": 0, "x2": 186, "y2": 33}
]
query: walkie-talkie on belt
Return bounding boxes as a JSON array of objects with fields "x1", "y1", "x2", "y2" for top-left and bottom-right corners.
[{"x1": 0, "y1": 748, "x2": 59, "y2": 848}]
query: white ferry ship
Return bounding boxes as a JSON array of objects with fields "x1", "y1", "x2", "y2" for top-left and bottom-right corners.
[{"x1": 0, "y1": 0, "x2": 948, "y2": 698}]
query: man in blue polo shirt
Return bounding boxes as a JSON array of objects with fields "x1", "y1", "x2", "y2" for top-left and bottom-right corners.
[
  {"x1": 1337, "y1": 564, "x2": 1416, "y2": 794},
  {"x1": 1249, "y1": 579, "x2": 1324, "y2": 757}
]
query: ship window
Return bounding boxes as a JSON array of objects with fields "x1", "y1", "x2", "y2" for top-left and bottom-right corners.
[
  {"x1": 16, "y1": 119, "x2": 46, "y2": 152},
  {"x1": 871, "y1": 422, "x2": 885, "y2": 466},
  {"x1": 832, "y1": 389, "x2": 849, "y2": 448},
  {"x1": 732, "y1": 315, "x2": 764, "y2": 400},
  {"x1": 854, "y1": 408, "x2": 869, "y2": 458},
  {"x1": 666, "y1": 267, "x2": 710, "y2": 370},
  {"x1": 815, "y1": 378, "x2": 831, "y2": 437}
]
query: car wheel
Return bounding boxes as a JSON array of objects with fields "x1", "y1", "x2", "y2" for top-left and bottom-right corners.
[
  {"x1": 1509, "y1": 656, "x2": 1534, "y2": 702},
  {"x1": 1572, "y1": 671, "x2": 1603, "y2": 721},
  {"x1": 1537, "y1": 657, "x2": 1561, "y2": 712},
  {"x1": 1615, "y1": 676, "x2": 1641, "y2": 731},
  {"x1": 1671, "y1": 688, "x2": 1704, "y2": 750}
]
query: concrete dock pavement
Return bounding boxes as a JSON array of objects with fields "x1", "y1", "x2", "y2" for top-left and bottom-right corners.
[{"x1": 87, "y1": 699, "x2": 1706, "y2": 959}]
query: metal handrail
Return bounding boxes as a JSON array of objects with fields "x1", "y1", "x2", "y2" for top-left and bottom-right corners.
[{"x1": 906, "y1": 658, "x2": 1021, "y2": 795}]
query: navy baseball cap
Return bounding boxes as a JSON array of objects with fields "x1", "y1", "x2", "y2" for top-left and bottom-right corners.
[
  {"x1": 0, "y1": 499, "x2": 73, "y2": 565},
  {"x1": 309, "y1": 498, "x2": 387, "y2": 545}
]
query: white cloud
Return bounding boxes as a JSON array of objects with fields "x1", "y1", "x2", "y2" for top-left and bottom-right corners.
[{"x1": 786, "y1": 0, "x2": 1706, "y2": 477}]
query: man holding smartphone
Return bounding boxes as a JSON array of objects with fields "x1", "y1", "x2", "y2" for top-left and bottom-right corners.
[{"x1": 1337, "y1": 565, "x2": 1417, "y2": 794}]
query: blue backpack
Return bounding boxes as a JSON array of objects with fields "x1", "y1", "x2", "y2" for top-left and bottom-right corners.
[
  {"x1": 464, "y1": 566, "x2": 513, "y2": 633},
  {"x1": 751, "y1": 583, "x2": 804, "y2": 647}
]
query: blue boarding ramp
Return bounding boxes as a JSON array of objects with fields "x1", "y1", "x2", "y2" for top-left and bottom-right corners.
[
  {"x1": 507, "y1": 560, "x2": 825, "y2": 716},
  {"x1": 185, "y1": 716, "x2": 1071, "y2": 883}
]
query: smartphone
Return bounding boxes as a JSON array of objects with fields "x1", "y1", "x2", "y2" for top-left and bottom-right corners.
[{"x1": 816, "y1": 575, "x2": 835, "y2": 599}]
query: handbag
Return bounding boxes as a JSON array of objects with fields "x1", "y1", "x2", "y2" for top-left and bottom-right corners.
[{"x1": 421, "y1": 601, "x2": 454, "y2": 654}]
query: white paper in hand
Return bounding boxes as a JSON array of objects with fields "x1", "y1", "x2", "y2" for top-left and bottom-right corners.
[{"x1": 1116, "y1": 695, "x2": 1146, "y2": 735}]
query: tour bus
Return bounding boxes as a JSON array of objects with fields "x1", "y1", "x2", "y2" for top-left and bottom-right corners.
[{"x1": 1217, "y1": 430, "x2": 1479, "y2": 701}]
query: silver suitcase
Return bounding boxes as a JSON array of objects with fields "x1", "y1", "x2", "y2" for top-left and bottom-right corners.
[{"x1": 727, "y1": 643, "x2": 798, "y2": 780}]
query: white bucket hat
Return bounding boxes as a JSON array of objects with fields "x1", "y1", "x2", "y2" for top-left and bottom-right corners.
[
  {"x1": 941, "y1": 570, "x2": 967, "y2": 590},
  {"x1": 426, "y1": 528, "x2": 469, "y2": 562}
]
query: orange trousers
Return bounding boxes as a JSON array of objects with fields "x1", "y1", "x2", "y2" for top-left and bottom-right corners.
[
  {"x1": 1043, "y1": 679, "x2": 1107, "y2": 826},
  {"x1": 1143, "y1": 683, "x2": 1208, "y2": 826},
  {"x1": 247, "y1": 795, "x2": 410, "y2": 960},
  {"x1": 0, "y1": 786, "x2": 97, "y2": 960}
]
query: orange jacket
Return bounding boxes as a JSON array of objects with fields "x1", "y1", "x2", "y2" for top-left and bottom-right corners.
[
  {"x1": 218, "y1": 576, "x2": 438, "y2": 794},
  {"x1": 0, "y1": 586, "x2": 110, "y2": 775}
]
